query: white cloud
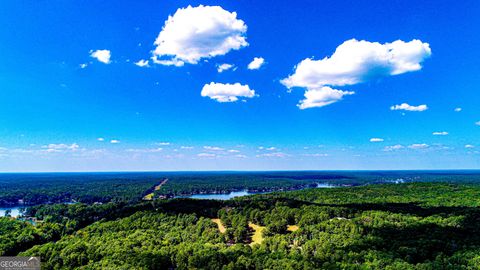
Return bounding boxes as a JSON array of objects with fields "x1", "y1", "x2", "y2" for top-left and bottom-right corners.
[
  {"x1": 126, "y1": 148, "x2": 163, "y2": 153},
  {"x1": 265, "y1": 147, "x2": 277, "y2": 151},
  {"x1": 217, "y1": 63, "x2": 234, "y2": 73},
  {"x1": 110, "y1": 139, "x2": 120, "y2": 144},
  {"x1": 383, "y1": 144, "x2": 404, "y2": 151},
  {"x1": 256, "y1": 152, "x2": 289, "y2": 158},
  {"x1": 198, "y1": 153, "x2": 216, "y2": 157},
  {"x1": 134, "y1": 59, "x2": 149, "y2": 67},
  {"x1": 390, "y1": 103, "x2": 428, "y2": 112},
  {"x1": 282, "y1": 39, "x2": 431, "y2": 108},
  {"x1": 298, "y1": 86, "x2": 354, "y2": 109},
  {"x1": 180, "y1": 146, "x2": 194, "y2": 149},
  {"x1": 247, "y1": 57, "x2": 265, "y2": 70},
  {"x1": 42, "y1": 143, "x2": 80, "y2": 153},
  {"x1": 465, "y1": 144, "x2": 475, "y2": 149},
  {"x1": 476, "y1": 121, "x2": 480, "y2": 126},
  {"x1": 228, "y1": 149, "x2": 240, "y2": 153},
  {"x1": 155, "y1": 142, "x2": 171, "y2": 146},
  {"x1": 408, "y1": 143, "x2": 429, "y2": 149},
  {"x1": 203, "y1": 146, "x2": 224, "y2": 151},
  {"x1": 370, "y1": 138, "x2": 384, "y2": 142},
  {"x1": 432, "y1": 131, "x2": 448, "y2": 136},
  {"x1": 152, "y1": 5, "x2": 248, "y2": 66},
  {"x1": 282, "y1": 39, "x2": 431, "y2": 89},
  {"x1": 201, "y1": 82, "x2": 256, "y2": 102},
  {"x1": 79, "y1": 63, "x2": 88, "y2": 69},
  {"x1": 234, "y1": 154, "x2": 247, "y2": 158},
  {"x1": 302, "y1": 153, "x2": 329, "y2": 157},
  {"x1": 454, "y1": 107, "x2": 462, "y2": 112},
  {"x1": 90, "y1": 49, "x2": 111, "y2": 64},
  {"x1": 97, "y1": 138, "x2": 105, "y2": 142}
]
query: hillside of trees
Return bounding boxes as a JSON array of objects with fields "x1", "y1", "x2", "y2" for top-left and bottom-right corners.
[{"x1": 0, "y1": 182, "x2": 475, "y2": 269}]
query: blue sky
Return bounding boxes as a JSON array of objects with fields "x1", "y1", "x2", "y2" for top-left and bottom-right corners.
[{"x1": 0, "y1": 0, "x2": 479, "y2": 172}]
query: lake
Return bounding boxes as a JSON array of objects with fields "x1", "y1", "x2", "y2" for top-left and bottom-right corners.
[
  {"x1": 184, "y1": 183, "x2": 336, "y2": 200},
  {"x1": 0, "y1": 206, "x2": 24, "y2": 218}
]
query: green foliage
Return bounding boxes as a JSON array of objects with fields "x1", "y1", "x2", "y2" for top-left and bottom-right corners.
[{"x1": 8, "y1": 182, "x2": 480, "y2": 269}]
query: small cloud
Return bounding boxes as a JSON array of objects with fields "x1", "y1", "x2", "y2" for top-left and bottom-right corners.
[
  {"x1": 134, "y1": 59, "x2": 149, "y2": 67},
  {"x1": 465, "y1": 144, "x2": 475, "y2": 149},
  {"x1": 201, "y1": 82, "x2": 256, "y2": 103},
  {"x1": 217, "y1": 63, "x2": 234, "y2": 73},
  {"x1": 454, "y1": 107, "x2": 462, "y2": 112},
  {"x1": 90, "y1": 49, "x2": 111, "y2": 64},
  {"x1": 256, "y1": 152, "x2": 289, "y2": 158},
  {"x1": 234, "y1": 154, "x2": 247, "y2": 158},
  {"x1": 155, "y1": 142, "x2": 171, "y2": 146},
  {"x1": 197, "y1": 153, "x2": 216, "y2": 157},
  {"x1": 302, "y1": 153, "x2": 329, "y2": 157},
  {"x1": 383, "y1": 144, "x2": 404, "y2": 151},
  {"x1": 110, "y1": 139, "x2": 120, "y2": 144},
  {"x1": 390, "y1": 103, "x2": 428, "y2": 112},
  {"x1": 97, "y1": 138, "x2": 105, "y2": 142},
  {"x1": 408, "y1": 143, "x2": 429, "y2": 149},
  {"x1": 79, "y1": 63, "x2": 88, "y2": 69},
  {"x1": 228, "y1": 149, "x2": 240, "y2": 153},
  {"x1": 126, "y1": 148, "x2": 162, "y2": 153},
  {"x1": 432, "y1": 131, "x2": 448, "y2": 136},
  {"x1": 203, "y1": 146, "x2": 224, "y2": 151},
  {"x1": 298, "y1": 86, "x2": 354, "y2": 109},
  {"x1": 180, "y1": 146, "x2": 194, "y2": 149},
  {"x1": 476, "y1": 121, "x2": 480, "y2": 126},
  {"x1": 247, "y1": 57, "x2": 265, "y2": 70},
  {"x1": 370, "y1": 138, "x2": 384, "y2": 142},
  {"x1": 266, "y1": 147, "x2": 277, "y2": 151}
]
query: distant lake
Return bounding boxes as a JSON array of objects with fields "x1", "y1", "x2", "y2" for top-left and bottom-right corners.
[
  {"x1": 0, "y1": 206, "x2": 24, "y2": 218},
  {"x1": 184, "y1": 183, "x2": 336, "y2": 200}
]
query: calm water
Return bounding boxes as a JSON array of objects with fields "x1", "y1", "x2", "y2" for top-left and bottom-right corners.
[
  {"x1": 0, "y1": 207, "x2": 24, "y2": 218},
  {"x1": 185, "y1": 183, "x2": 336, "y2": 200}
]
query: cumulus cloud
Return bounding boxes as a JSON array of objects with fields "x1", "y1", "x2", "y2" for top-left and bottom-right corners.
[
  {"x1": 110, "y1": 139, "x2": 120, "y2": 144},
  {"x1": 90, "y1": 49, "x2": 111, "y2": 64},
  {"x1": 390, "y1": 103, "x2": 428, "y2": 112},
  {"x1": 298, "y1": 86, "x2": 354, "y2": 109},
  {"x1": 282, "y1": 39, "x2": 431, "y2": 108},
  {"x1": 217, "y1": 63, "x2": 234, "y2": 73},
  {"x1": 134, "y1": 59, "x2": 149, "y2": 67},
  {"x1": 383, "y1": 144, "x2": 404, "y2": 151},
  {"x1": 370, "y1": 138, "x2": 384, "y2": 142},
  {"x1": 247, "y1": 57, "x2": 265, "y2": 70},
  {"x1": 201, "y1": 82, "x2": 256, "y2": 102},
  {"x1": 432, "y1": 131, "x2": 448, "y2": 136},
  {"x1": 152, "y1": 5, "x2": 248, "y2": 66},
  {"x1": 408, "y1": 143, "x2": 429, "y2": 149}
]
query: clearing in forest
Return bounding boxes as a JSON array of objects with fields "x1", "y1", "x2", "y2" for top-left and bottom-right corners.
[
  {"x1": 143, "y1": 179, "x2": 168, "y2": 200},
  {"x1": 248, "y1": 222, "x2": 265, "y2": 246},
  {"x1": 287, "y1": 225, "x2": 299, "y2": 232},
  {"x1": 211, "y1": 218, "x2": 226, "y2": 233}
]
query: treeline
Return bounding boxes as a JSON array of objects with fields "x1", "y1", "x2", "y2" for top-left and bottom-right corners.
[
  {"x1": 0, "y1": 173, "x2": 160, "y2": 206},
  {"x1": 12, "y1": 183, "x2": 480, "y2": 269}
]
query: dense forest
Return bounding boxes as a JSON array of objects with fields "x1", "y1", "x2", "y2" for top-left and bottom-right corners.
[
  {"x1": 2, "y1": 171, "x2": 480, "y2": 205},
  {"x1": 0, "y1": 182, "x2": 479, "y2": 269}
]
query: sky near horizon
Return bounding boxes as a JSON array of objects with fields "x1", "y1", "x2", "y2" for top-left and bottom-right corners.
[{"x1": 0, "y1": 0, "x2": 479, "y2": 172}]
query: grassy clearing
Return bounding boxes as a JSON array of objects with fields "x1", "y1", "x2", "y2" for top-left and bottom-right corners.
[
  {"x1": 211, "y1": 218, "x2": 226, "y2": 233},
  {"x1": 287, "y1": 225, "x2": 299, "y2": 232},
  {"x1": 248, "y1": 222, "x2": 265, "y2": 246},
  {"x1": 143, "y1": 193, "x2": 153, "y2": 200}
]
